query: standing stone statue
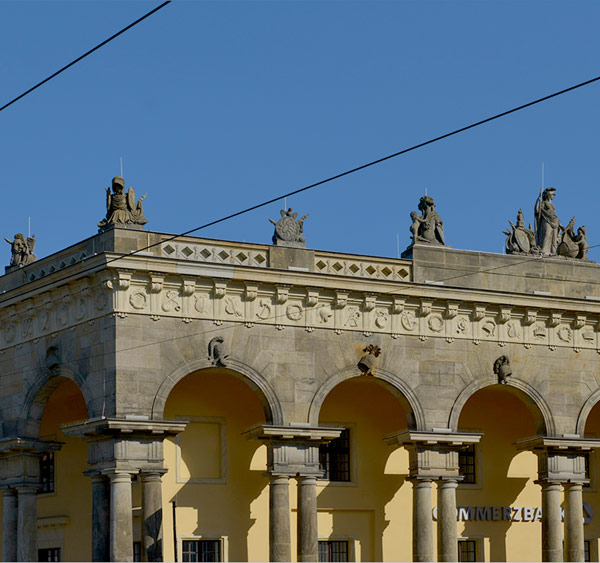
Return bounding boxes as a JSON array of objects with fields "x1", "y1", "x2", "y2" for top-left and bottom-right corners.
[
  {"x1": 534, "y1": 187, "x2": 560, "y2": 255},
  {"x1": 410, "y1": 195, "x2": 445, "y2": 245},
  {"x1": 98, "y1": 176, "x2": 148, "y2": 231},
  {"x1": 269, "y1": 208, "x2": 309, "y2": 248},
  {"x1": 5, "y1": 233, "x2": 36, "y2": 268}
]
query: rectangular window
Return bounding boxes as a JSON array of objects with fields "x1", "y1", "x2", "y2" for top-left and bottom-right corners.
[
  {"x1": 38, "y1": 547, "x2": 61, "y2": 562},
  {"x1": 40, "y1": 452, "x2": 55, "y2": 494},
  {"x1": 319, "y1": 428, "x2": 350, "y2": 482},
  {"x1": 318, "y1": 540, "x2": 349, "y2": 562},
  {"x1": 584, "y1": 540, "x2": 591, "y2": 563},
  {"x1": 458, "y1": 540, "x2": 477, "y2": 562},
  {"x1": 459, "y1": 445, "x2": 476, "y2": 484},
  {"x1": 182, "y1": 540, "x2": 222, "y2": 562},
  {"x1": 133, "y1": 541, "x2": 142, "y2": 562},
  {"x1": 584, "y1": 453, "x2": 591, "y2": 488}
]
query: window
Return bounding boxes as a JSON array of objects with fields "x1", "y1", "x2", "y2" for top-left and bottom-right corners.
[
  {"x1": 133, "y1": 541, "x2": 142, "y2": 562},
  {"x1": 458, "y1": 540, "x2": 477, "y2": 562},
  {"x1": 38, "y1": 548, "x2": 61, "y2": 562},
  {"x1": 182, "y1": 540, "x2": 222, "y2": 562},
  {"x1": 584, "y1": 540, "x2": 591, "y2": 563},
  {"x1": 40, "y1": 453, "x2": 55, "y2": 494},
  {"x1": 318, "y1": 540, "x2": 349, "y2": 562},
  {"x1": 584, "y1": 453, "x2": 591, "y2": 488},
  {"x1": 459, "y1": 445, "x2": 476, "y2": 484},
  {"x1": 319, "y1": 429, "x2": 350, "y2": 481}
]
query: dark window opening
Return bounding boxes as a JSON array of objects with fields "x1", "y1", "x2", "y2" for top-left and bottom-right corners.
[
  {"x1": 319, "y1": 429, "x2": 350, "y2": 482},
  {"x1": 182, "y1": 539, "x2": 222, "y2": 562},
  {"x1": 318, "y1": 540, "x2": 349, "y2": 562},
  {"x1": 38, "y1": 547, "x2": 61, "y2": 562},
  {"x1": 584, "y1": 453, "x2": 591, "y2": 488},
  {"x1": 133, "y1": 541, "x2": 142, "y2": 562},
  {"x1": 459, "y1": 445, "x2": 476, "y2": 484},
  {"x1": 458, "y1": 540, "x2": 477, "y2": 562},
  {"x1": 584, "y1": 540, "x2": 591, "y2": 563},
  {"x1": 40, "y1": 452, "x2": 55, "y2": 494}
]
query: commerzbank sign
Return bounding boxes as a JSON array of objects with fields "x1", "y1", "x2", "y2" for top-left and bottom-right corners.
[{"x1": 432, "y1": 504, "x2": 593, "y2": 524}]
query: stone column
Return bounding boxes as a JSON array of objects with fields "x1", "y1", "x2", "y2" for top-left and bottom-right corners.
[
  {"x1": 564, "y1": 482, "x2": 585, "y2": 563},
  {"x1": 2, "y1": 488, "x2": 18, "y2": 562},
  {"x1": 91, "y1": 473, "x2": 111, "y2": 562},
  {"x1": 540, "y1": 481, "x2": 562, "y2": 563},
  {"x1": 141, "y1": 472, "x2": 164, "y2": 562},
  {"x1": 16, "y1": 485, "x2": 38, "y2": 562},
  {"x1": 297, "y1": 475, "x2": 318, "y2": 562},
  {"x1": 437, "y1": 479, "x2": 458, "y2": 562},
  {"x1": 108, "y1": 471, "x2": 134, "y2": 562},
  {"x1": 411, "y1": 479, "x2": 433, "y2": 562},
  {"x1": 269, "y1": 474, "x2": 291, "y2": 562}
]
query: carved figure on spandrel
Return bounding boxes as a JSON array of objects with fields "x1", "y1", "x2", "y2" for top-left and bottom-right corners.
[
  {"x1": 493, "y1": 356, "x2": 512, "y2": 384},
  {"x1": 208, "y1": 336, "x2": 229, "y2": 367},
  {"x1": 98, "y1": 176, "x2": 148, "y2": 231},
  {"x1": 5, "y1": 233, "x2": 37, "y2": 268},
  {"x1": 269, "y1": 208, "x2": 309, "y2": 248}
]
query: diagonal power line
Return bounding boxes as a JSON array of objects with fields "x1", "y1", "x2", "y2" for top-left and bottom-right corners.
[{"x1": 0, "y1": 1, "x2": 171, "y2": 114}]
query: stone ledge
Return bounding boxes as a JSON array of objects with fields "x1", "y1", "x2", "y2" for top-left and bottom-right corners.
[
  {"x1": 516, "y1": 436, "x2": 600, "y2": 451},
  {"x1": 385, "y1": 430, "x2": 483, "y2": 447},
  {"x1": 61, "y1": 417, "x2": 188, "y2": 438},
  {"x1": 244, "y1": 424, "x2": 343, "y2": 442}
]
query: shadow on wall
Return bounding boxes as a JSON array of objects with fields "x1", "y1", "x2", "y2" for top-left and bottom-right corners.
[
  {"x1": 457, "y1": 386, "x2": 541, "y2": 563},
  {"x1": 164, "y1": 368, "x2": 268, "y2": 562},
  {"x1": 317, "y1": 376, "x2": 409, "y2": 562}
]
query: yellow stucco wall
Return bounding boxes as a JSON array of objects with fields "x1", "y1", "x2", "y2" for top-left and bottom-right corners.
[
  {"x1": 37, "y1": 379, "x2": 91, "y2": 561},
  {"x1": 13, "y1": 373, "x2": 600, "y2": 562}
]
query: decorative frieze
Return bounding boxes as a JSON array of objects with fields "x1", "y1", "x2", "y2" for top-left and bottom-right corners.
[{"x1": 3, "y1": 267, "x2": 600, "y2": 355}]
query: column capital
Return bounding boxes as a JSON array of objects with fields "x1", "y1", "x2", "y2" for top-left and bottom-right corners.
[
  {"x1": 140, "y1": 469, "x2": 167, "y2": 482},
  {"x1": 387, "y1": 431, "x2": 480, "y2": 480},
  {"x1": 525, "y1": 441, "x2": 591, "y2": 484},
  {"x1": 438, "y1": 478, "x2": 459, "y2": 487},
  {"x1": 14, "y1": 484, "x2": 39, "y2": 494},
  {"x1": 408, "y1": 477, "x2": 433, "y2": 485}
]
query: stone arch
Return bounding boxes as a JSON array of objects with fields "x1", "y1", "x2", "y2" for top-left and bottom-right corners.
[
  {"x1": 576, "y1": 388, "x2": 600, "y2": 436},
  {"x1": 448, "y1": 375, "x2": 556, "y2": 436},
  {"x1": 18, "y1": 365, "x2": 94, "y2": 438},
  {"x1": 308, "y1": 366, "x2": 426, "y2": 430},
  {"x1": 151, "y1": 358, "x2": 283, "y2": 425}
]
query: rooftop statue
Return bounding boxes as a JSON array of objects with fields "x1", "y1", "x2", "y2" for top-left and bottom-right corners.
[
  {"x1": 534, "y1": 187, "x2": 560, "y2": 255},
  {"x1": 410, "y1": 195, "x2": 445, "y2": 245},
  {"x1": 5, "y1": 233, "x2": 36, "y2": 268},
  {"x1": 504, "y1": 187, "x2": 592, "y2": 261},
  {"x1": 98, "y1": 176, "x2": 148, "y2": 231},
  {"x1": 269, "y1": 208, "x2": 309, "y2": 248},
  {"x1": 504, "y1": 209, "x2": 540, "y2": 255},
  {"x1": 557, "y1": 217, "x2": 589, "y2": 260}
]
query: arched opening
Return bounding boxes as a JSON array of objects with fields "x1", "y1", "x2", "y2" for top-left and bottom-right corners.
[
  {"x1": 36, "y1": 378, "x2": 90, "y2": 561},
  {"x1": 315, "y1": 376, "x2": 411, "y2": 562},
  {"x1": 456, "y1": 385, "x2": 545, "y2": 562},
  {"x1": 582, "y1": 399, "x2": 600, "y2": 547},
  {"x1": 161, "y1": 367, "x2": 269, "y2": 562}
]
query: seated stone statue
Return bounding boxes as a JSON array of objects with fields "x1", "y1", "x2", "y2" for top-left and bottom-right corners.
[
  {"x1": 410, "y1": 195, "x2": 445, "y2": 245},
  {"x1": 557, "y1": 217, "x2": 589, "y2": 260},
  {"x1": 98, "y1": 176, "x2": 148, "y2": 231},
  {"x1": 5, "y1": 233, "x2": 36, "y2": 268}
]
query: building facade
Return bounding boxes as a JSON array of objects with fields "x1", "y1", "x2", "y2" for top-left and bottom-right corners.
[{"x1": 1, "y1": 225, "x2": 600, "y2": 562}]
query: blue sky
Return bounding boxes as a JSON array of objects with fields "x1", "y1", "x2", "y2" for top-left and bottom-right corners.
[{"x1": 2, "y1": 1, "x2": 600, "y2": 263}]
